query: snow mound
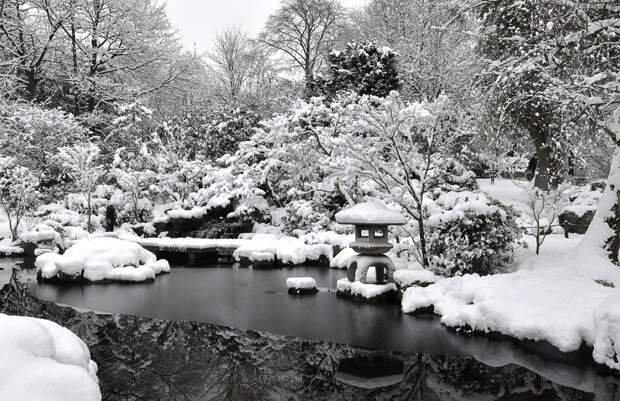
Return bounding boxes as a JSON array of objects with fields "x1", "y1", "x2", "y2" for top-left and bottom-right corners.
[
  {"x1": 337, "y1": 278, "x2": 397, "y2": 298},
  {"x1": 21, "y1": 223, "x2": 58, "y2": 243},
  {"x1": 393, "y1": 269, "x2": 440, "y2": 288},
  {"x1": 286, "y1": 277, "x2": 317, "y2": 289},
  {"x1": 0, "y1": 314, "x2": 101, "y2": 401},
  {"x1": 335, "y1": 201, "x2": 406, "y2": 225},
  {"x1": 301, "y1": 231, "x2": 353, "y2": 248},
  {"x1": 35, "y1": 237, "x2": 170, "y2": 282},
  {"x1": 401, "y1": 242, "x2": 620, "y2": 370},
  {"x1": 0, "y1": 237, "x2": 23, "y2": 255},
  {"x1": 233, "y1": 237, "x2": 332, "y2": 265},
  {"x1": 330, "y1": 247, "x2": 357, "y2": 269},
  {"x1": 562, "y1": 185, "x2": 602, "y2": 217}
]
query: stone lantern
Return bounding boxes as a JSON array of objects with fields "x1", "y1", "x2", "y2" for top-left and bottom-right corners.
[{"x1": 335, "y1": 201, "x2": 406, "y2": 284}]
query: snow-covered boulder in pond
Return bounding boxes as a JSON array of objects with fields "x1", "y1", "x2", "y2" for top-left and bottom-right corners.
[
  {"x1": 0, "y1": 314, "x2": 101, "y2": 401},
  {"x1": 286, "y1": 277, "x2": 318, "y2": 295},
  {"x1": 35, "y1": 237, "x2": 170, "y2": 283},
  {"x1": 336, "y1": 278, "x2": 397, "y2": 303}
]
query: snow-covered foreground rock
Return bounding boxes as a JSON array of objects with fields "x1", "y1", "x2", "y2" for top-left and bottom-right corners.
[
  {"x1": 35, "y1": 237, "x2": 170, "y2": 282},
  {"x1": 0, "y1": 314, "x2": 101, "y2": 401},
  {"x1": 402, "y1": 235, "x2": 620, "y2": 370}
]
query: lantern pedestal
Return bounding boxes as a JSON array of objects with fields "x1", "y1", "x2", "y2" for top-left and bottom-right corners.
[{"x1": 346, "y1": 254, "x2": 396, "y2": 284}]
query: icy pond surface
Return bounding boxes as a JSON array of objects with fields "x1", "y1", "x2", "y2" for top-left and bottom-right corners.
[{"x1": 27, "y1": 264, "x2": 619, "y2": 399}]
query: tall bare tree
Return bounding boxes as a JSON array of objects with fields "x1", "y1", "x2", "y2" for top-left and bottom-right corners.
[
  {"x1": 259, "y1": 0, "x2": 342, "y2": 93},
  {"x1": 0, "y1": 0, "x2": 70, "y2": 100},
  {"x1": 209, "y1": 26, "x2": 251, "y2": 106}
]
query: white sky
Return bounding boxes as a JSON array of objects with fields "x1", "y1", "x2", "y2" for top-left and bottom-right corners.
[{"x1": 165, "y1": 0, "x2": 368, "y2": 53}]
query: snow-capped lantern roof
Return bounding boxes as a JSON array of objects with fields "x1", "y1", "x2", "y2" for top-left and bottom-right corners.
[{"x1": 335, "y1": 201, "x2": 406, "y2": 226}]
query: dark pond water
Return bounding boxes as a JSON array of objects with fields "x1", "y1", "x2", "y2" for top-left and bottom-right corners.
[{"x1": 26, "y1": 264, "x2": 620, "y2": 399}]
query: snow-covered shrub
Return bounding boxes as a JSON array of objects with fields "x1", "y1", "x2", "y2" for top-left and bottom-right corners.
[
  {"x1": 426, "y1": 191, "x2": 521, "y2": 277},
  {"x1": 281, "y1": 199, "x2": 331, "y2": 234},
  {"x1": 522, "y1": 184, "x2": 572, "y2": 254},
  {"x1": 111, "y1": 145, "x2": 156, "y2": 223},
  {"x1": 57, "y1": 143, "x2": 105, "y2": 232},
  {"x1": 561, "y1": 182, "x2": 603, "y2": 218},
  {"x1": 0, "y1": 102, "x2": 86, "y2": 195},
  {"x1": 200, "y1": 108, "x2": 260, "y2": 160},
  {"x1": 0, "y1": 157, "x2": 42, "y2": 240}
]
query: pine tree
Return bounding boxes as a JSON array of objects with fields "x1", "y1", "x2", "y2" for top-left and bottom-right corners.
[{"x1": 314, "y1": 42, "x2": 401, "y2": 98}]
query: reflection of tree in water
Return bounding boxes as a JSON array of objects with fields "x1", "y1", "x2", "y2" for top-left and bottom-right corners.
[
  {"x1": 206, "y1": 358, "x2": 268, "y2": 401},
  {"x1": 369, "y1": 354, "x2": 595, "y2": 401},
  {"x1": 0, "y1": 282, "x2": 603, "y2": 401}
]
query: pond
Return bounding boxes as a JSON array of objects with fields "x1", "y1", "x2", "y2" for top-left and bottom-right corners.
[{"x1": 18, "y1": 262, "x2": 620, "y2": 399}]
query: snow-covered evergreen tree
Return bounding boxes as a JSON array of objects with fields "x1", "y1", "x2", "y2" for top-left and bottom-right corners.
[{"x1": 314, "y1": 42, "x2": 401, "y2": 98}]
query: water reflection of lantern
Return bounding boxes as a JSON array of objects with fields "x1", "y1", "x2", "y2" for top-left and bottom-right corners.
[
  {"x1": 335, "y1": 201, "x2": 405, "y2": 283},
  {"x1": 335, "y1": 350, "x2": 405, "y2": 389}
]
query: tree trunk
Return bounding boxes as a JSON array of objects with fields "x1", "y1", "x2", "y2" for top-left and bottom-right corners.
[
  {"x1": 581, "y1": 109, "x2": 620, "y2": 263},
  {"x1": 417, "y1": 205, "x2": 429, "y2": 267},
  {"x1": 25, "y1": 69, "x2": 38, "y2": 101},
  {"x1": 533, "y1": 147, "x2": 550, "y2": 190}
]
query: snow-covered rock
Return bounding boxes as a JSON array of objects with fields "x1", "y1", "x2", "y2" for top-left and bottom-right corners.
[
  {"x1": 0, "y1": 314, "x2": 101, "y2": 401},
  {"x1": 337, "y1": 278, "x2": 397, "y2": 302},
  {"x1": 35, "y1": 237, "x2": 170, "y2": 283},
  {"x1": 286, "y1": 277, "x2": 318, "y2": 294}
]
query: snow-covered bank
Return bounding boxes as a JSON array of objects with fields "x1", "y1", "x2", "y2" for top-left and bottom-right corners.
[
  {"x1": 124, "y1": 234, "x2": 334, "y2": 266},
  {"x1": 402, "y1": 235, "x2": 620, "y2": 370},
  {"x1": 35, "y1": 238, "x2": 169, "y2": 282},
  {"x1": 0, "y1": 314, "x2": 101, "y2": 401},
  {"x1": 0, "y1": 238, "x2": 23, "y2": 256}
]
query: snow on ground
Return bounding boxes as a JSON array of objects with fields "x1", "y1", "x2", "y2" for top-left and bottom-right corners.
[
  {"x1": 0, "y1": 314, "x2": 101, "y2": 401},
  {"x1": 402, "y1": 231, "x2": 620, "y2": 370},
  {"x1": 399, "y1": 178, "x2": 620, "y2": 370},
  {"x1": 478, "y1": 178, "x2": 530, "y2": 215},
  {"x1": 286, "y1": 277, "x2": 317, "y2": 289},
  {"x1": 35, "y1": 237, "x2": 170, "y2": 282}
]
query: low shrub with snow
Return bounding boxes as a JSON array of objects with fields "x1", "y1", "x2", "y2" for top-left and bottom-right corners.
[
  {"x1": 561, "y1": 182, "x2": 603, "y2": 218},
  {"x1": 35, "y1": 237, "x2": 169, "y2": 282},
  {"x1": 426, "y1": 191, "x2": 521, "y2": 277}
]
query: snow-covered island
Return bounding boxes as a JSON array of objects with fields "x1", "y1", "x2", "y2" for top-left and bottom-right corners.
[{"x1": 35, "y1": 238, "x2": 170, "y2": 283}]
